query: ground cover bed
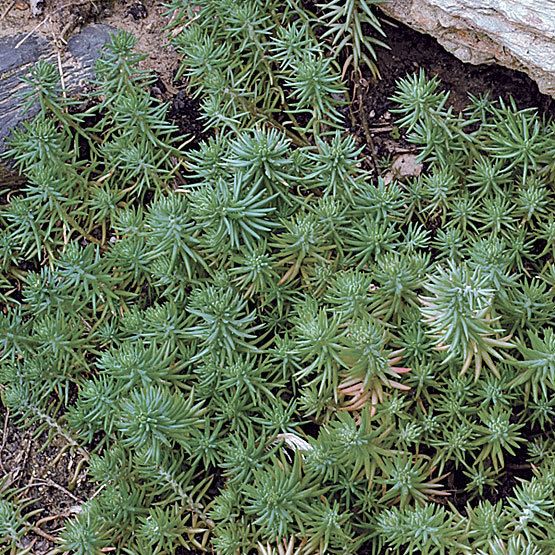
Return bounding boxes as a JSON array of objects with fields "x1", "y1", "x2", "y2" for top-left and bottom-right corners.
[{"x1": 1, "y1": 1, "x2": 555, "y2": 554}]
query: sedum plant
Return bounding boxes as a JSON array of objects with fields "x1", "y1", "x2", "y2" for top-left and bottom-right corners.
[
  {"x1": 317, "y1": 0, "x2": 388, "y2": 77},
  {"x1": 420, "y1": 262, "x2": 513, "y2": 380},
  {"x1": 1, "y1": 2, "x2": 555, "y2": 554}
]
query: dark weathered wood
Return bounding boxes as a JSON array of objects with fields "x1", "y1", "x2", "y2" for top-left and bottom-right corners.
[
  {"x1": 0, "y1": 162, "x2": 25, "y2": 188},
  {"x1": 0, "y1": 24, "x2": 115, "y2": 184}
]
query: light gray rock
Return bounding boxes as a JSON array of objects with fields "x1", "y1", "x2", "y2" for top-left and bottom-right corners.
[
  {"x1": 30, "y1": 0, "x2": 45, "y2": 17},
  {"x1": 379, "y1": 0, "x2": 555, "y2": 97}
]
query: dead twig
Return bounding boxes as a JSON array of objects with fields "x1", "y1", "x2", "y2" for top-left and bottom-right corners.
[
  {"x1": 35, "y1": 507, "x2": 80, "y2": 528},
  {"x1": 0, "y1": 0, "x2": 16, "y2": 20},
  {"x1": 350, "y1": 73, "x2": 379, "y2": 173},
  {"x1": 356, "y1": 92, "x2": 378, "y2": 172},
  {"x1": 68, "y1": 455, "x2": 89, "y2": 490},
  {"x1": 15, "y1": 16, "x2": 51, "y2": 49},
  {"x1": 14, "y1": 434, "x2": 33, "y2": 485},
  {"x1": 15, "y1": 0, "x2": 98, "y2": 49},
  {"x1": 0, "y1": 409, "x2": 9, "y2": 473},
  {"x1": 369, "y1": 125, "x2": 394, "y2": 133},
  {"x1": 30, "y1": 524, "x2": 57, "y2": 544},
  {"x1": 56, "y1": 49, "x2": 67, "y2": 100},
  {"x1": 28, "y1": 478, "x2": 84, "y2": 503}
]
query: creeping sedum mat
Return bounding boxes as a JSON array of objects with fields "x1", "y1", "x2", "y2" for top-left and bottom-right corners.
[{"x1": 1, "y1": 1, "x2": 555, "y2": 554}]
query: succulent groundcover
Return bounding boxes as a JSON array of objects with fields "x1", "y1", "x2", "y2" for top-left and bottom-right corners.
[{"x1": 1, "y1": 1, "x2": 555, "y2": 554}]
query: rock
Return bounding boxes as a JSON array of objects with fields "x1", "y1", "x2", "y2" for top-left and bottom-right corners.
[
  {"x1": 0, "y1": 24, "x2": 114, "y2": 183},
  {"x1": 128, "y1": 2, "x2": 149, "y2": 20},
  {"x1": 29, "y1": 0, "x2": 45, "y2": 17},
  {"x1": 379, "y1": 0, "x2": 555, "y2": 97},
  {"x1": 383, "y1": 153, "x2": 423, "y2": 184}
]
